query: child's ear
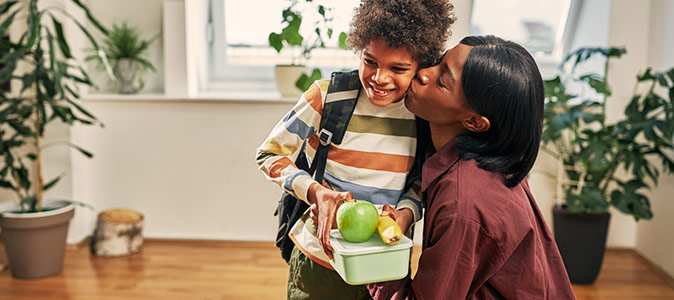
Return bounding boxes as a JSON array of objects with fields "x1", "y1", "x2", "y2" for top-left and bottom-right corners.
[{"x1": 462, "y1": 115, "x2": 490, "y2": 133}]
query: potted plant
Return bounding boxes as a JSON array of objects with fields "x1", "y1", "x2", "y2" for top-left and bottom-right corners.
[
  {"x1": 542, "y1": 46, "x2": 674, "y2": 284},
  {"x1": 268, "y1": 0, "x2": 348, "y2": 97},
  {"x1": 86, "y1": 21, "x2": 159, "y2": 94},
  {"x1": 0, "y1": 0, "x2": 107, "y2": 279}
]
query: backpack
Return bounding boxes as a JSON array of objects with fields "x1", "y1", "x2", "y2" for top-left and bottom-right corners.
[{"x1": 273, "y1": 70, "x2": 430, "y2": 263}]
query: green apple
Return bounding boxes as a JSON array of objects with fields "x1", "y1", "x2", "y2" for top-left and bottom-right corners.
[{"x1": 336, "y1": 200, "x2": 378, "y2": 242}]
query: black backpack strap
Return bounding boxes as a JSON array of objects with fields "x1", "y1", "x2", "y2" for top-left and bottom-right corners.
[
  {"x1": 404, "y1": 117, "x2": 431, "y2": 191},
  {"x1": 309, "y1": 70, "x2": 361, "y2": 183},
  {"x1": 273, "y1": 71, "x2": 361, "y2": 263}
]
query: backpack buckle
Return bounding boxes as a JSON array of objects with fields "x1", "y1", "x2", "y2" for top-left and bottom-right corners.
[{"x1": 318, "y1": 129, "x2": 333, "y2": 146}]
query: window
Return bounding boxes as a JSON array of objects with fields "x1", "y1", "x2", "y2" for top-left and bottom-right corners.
[
  {"x1": 206, "y1": 0, "x2": 578, "y2": 93},
  {"x1": 470, "y1": 0, "x2": 574, "y2": 64},
  {"x1": 208, "y1": 0, "x2": 360, "y2": 92}
]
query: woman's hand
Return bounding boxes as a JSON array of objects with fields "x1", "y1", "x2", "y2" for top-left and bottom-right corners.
[
  {"x1": 308, "y1": 182, "x2": 354, "y2": 260},
  {"x1": 381, "y1": 205, "x2": 414, "y2": 235}
]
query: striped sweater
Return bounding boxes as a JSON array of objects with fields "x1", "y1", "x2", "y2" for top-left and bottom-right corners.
[{"x1": 256, "y1": 80, "x2": 422, "y2": 265}]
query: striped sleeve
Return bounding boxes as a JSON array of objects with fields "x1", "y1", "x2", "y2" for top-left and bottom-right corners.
[{"x1": 255, "y1": 81, "x2": 328, "y2": 203}]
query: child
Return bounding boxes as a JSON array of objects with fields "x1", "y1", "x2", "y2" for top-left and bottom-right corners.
[
  {"x1": 368, "y1": 35, "x2": 576, "y2": 299},
  {"x1": 255, "y1": 1, "x2": 455, "y2": 298}
]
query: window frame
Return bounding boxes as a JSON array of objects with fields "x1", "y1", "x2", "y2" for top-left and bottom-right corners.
[
  {"x1": 207, "y1": 0, "x2": 276, "y2": 92},
  {"x1": 206, "y1": 0, "x2": 581, "y2": 92},
  {"x1": 468, "y1": 0, "x2": 579, "y2": 77}
]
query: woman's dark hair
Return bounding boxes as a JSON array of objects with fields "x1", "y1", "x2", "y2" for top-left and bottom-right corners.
[
  {"x1": 455, "y1": 35, "x2": 544, "y2": 188},
  {"x1": 347, "y1": 0, "x2": 455, "y2": 68}
]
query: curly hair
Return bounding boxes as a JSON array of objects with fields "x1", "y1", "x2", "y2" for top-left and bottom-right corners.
[{"x1": 347, "y1": 0, "x2": 456, "y2": 68}]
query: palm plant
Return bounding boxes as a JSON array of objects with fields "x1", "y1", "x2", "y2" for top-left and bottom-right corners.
[
  {"x1": 0, "y1": 0, "x2": 108, "y2": 213},
  {"x1": 542, "y1": 46, "x2": 674, "y2": 220},
  {"x1": 86, "y1": 22, "x2": 158, "y2": 93}
]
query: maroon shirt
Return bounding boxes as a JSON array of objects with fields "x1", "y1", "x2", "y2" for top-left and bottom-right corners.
[{"x1": 368, "y1": 141, "x2": 575, "y2": 299}]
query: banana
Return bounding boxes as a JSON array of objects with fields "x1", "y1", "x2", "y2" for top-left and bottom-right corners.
[{"x1": 377, "y1": 216, "x2": 402, "y2": 245}]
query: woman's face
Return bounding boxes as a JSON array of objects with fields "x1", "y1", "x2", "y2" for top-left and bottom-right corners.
[
  {"x1": 358, "y1": 40, "x2": 418, "y2": 107},
  {"x1": 405, "y1": 44, "x2": 474, "y2": 125}
]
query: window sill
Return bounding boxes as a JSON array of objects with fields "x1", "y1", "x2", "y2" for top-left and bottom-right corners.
[{"x1": 81, "y1": 91, "x2": 298, "y2": 104}]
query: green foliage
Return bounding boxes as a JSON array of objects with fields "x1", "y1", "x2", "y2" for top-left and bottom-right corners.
[
  {"x1": 0, "y1": 0, "x2": 106, "y2": 213},
  {"x1": 85, "y1": 22, "x2": 158, "y2": 91},
  {"x1": 543, "y1": 47, "x2": 674, "y2": 221},
  {"x1": 268, "y1": 0, "x2": 350, "y2": 91}
]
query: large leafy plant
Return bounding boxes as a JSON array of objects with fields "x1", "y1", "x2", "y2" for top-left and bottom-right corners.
[
  {"x1": 0, "y1": 0, "x2": 108, "y2": 213},
  {"x1": 542, "y1": 47, "x2": 674, "y2": 220},
  {"x1": 268, "y1": 0, "x2": 349, "y2": 91}
]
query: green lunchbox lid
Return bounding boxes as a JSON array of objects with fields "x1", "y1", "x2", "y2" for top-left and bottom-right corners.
[{"x1": 329, "y1": 229, "x2": 413, "y2": 256}]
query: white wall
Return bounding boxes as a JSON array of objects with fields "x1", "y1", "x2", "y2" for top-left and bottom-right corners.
[
  {"x1": 566, "y1": 0, "x2": 610, "y2": 52},
  {"x1": 602, "y1": 0, "x2": 653, "y2": 248},
  {"x1": 636, "y1": 0, "x2": 674, "y2": 279},
  {"x1": 70, "y1": 98, "x2": 293, "y2": 241},
  {"x1": 446, "y1": 0, "x2": 474, "y2": 48}
]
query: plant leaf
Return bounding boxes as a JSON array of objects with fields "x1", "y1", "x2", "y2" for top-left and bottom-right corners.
[
  {"x1": 43, "y1": 175, "x2": 63, "y2": 191},
  {"x1": 580, "y1": 74, "x2": 611, "y2": 97},
  {"x1": 65, "y1": 97, "x2": 100, "y2": 125},
  {"x1": 15, "y1": 166, "x2": 30, "y2": 191},
  {"x1": 8, "y1": 119, "x2": 32, "y2": 136},
  {"x1": 26, "y1": 1, "x2": 41, "y2": 48},
  {"x1": 268, "y1": 32, "x2": 282, "y2": 53},
  {"x1": 70, "y1": 0, "x2": 108, "y2": 35},
  {"x1": 638, "y1": 68, "x2": 655, "y2": 82},
  {"x1": 68, "y1": 142, "x2": 93, "y2": 158},
  {"x1": 0, "y1": 179, "x2": 13, "y2": 188},
  {"x1": 0, "y1": 1, "x2": 18, "y2": 16},
  {"x1": 665, "y1": 68, "x2": 674, "y2": 87},
  {"x1": 0, "y1": 47, "x2": 26, "y2": 85},
  {"x1": 338, "y1": 32, "x2": 348, "y2": 50},
  {"x1": 0, "y1": 8, "x2": 20, "y2": 38},
  {"x1": 610, "y1": 179, "x2": 653, "y2": 221},
  {"x1": 295, "y1": 68, "x2": 321, "y2": 91},
  {"x1": 655, "y1": 73, "x2": 669, "y2": 87},
  {"x1": 52, "y1": 18, "x2": 72, "y2": 58}
]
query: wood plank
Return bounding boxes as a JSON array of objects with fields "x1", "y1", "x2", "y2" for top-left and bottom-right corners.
[{"x1": 1, "y1": 239, "x2": 673, "y2": 299}]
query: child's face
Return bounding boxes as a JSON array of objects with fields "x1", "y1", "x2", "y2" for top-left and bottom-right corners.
[
  {"x1": 358, "y1": 40, "x2": 418, "y2": 107},
  {"x1": 405, "y1": 44, "x2": 473, "y2": 126}
]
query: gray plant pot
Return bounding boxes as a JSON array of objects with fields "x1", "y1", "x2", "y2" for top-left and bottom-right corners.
[
  {"x1": 0, "y1": 203, "x2": 75, "y2": 279},
  {"x1": 115, "y1": 58, "x2": 139, "y2": 94}
]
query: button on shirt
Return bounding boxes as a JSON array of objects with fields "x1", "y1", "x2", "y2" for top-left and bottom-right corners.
[{"x1": 369, "y1": 141, "x2": 575, "y2": 299}]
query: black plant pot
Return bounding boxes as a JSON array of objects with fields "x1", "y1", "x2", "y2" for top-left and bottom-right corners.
[{"x1": 552, "y1": 205, "x2": 611, "y2": 284}]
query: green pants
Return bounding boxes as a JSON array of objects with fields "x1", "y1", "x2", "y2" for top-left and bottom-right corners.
[{"x1": 287, "y1": 247, "x2": 372, "y2": 300}]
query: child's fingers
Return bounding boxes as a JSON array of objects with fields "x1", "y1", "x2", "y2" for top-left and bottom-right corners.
[
  {"x1": 320, "y1": 222, "x2": 334, "y2": 260},
  {"x1": 381, "y1": 204, "x2": 397, "y2": 219},
  {"x1": 309, "y1": 204, "x2": 318, "y2": 224}
]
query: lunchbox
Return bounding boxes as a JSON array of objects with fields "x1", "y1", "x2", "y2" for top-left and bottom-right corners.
[{"x1": 328, "y1": 229, "x2": 413, "y2": 285}]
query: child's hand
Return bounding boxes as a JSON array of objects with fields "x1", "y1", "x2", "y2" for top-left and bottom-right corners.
[
  {"x1": 309, "y1": 203, "x2": 338, "y2": 230},
  {"x1": 381, "y1": 205, "x2": 414, "y2": 235},
  {"x1": 308, "y1": 182, "x2": 354, "y2": 260}
]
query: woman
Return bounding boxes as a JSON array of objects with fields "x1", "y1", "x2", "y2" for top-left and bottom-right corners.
[{"x1": 368, "y1": 35, "x2": 576, "y2": 299}]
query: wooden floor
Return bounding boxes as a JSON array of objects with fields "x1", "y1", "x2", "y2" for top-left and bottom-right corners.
[{"x1": 1, "y1": 240, "x2": 673, "y2": 300}]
